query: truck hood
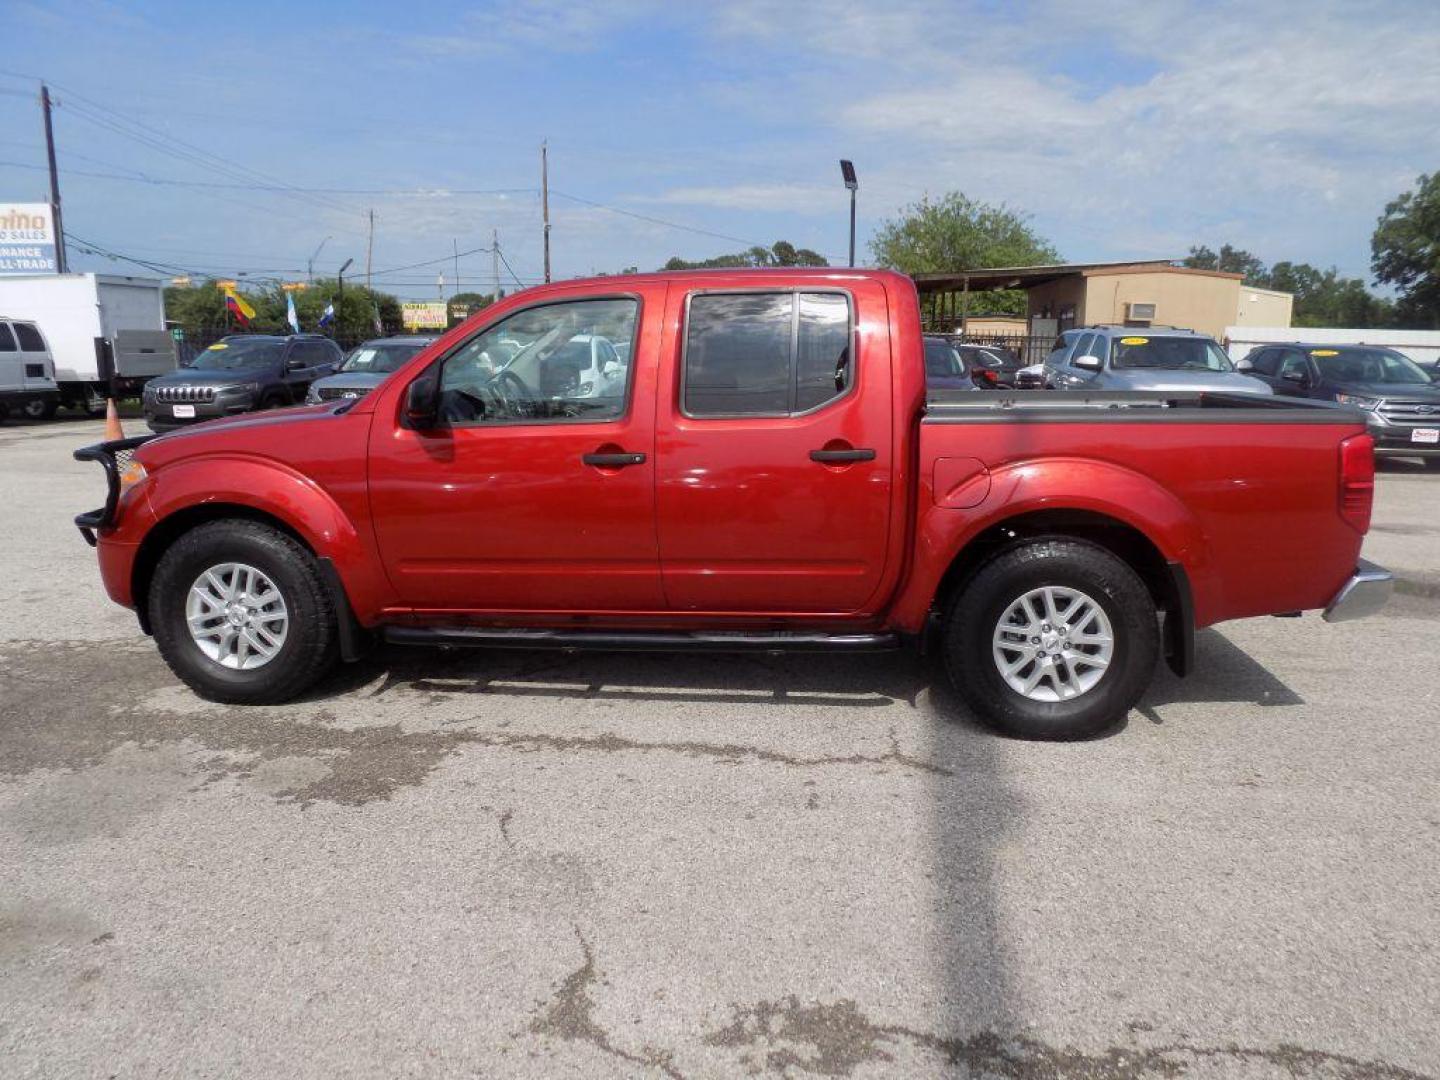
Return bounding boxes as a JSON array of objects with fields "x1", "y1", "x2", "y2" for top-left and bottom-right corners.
[
  {"x1": 1105, "y1": 369, "x2": 1273, "y2": 395},
  {"x1": 150, "y1": 367, "x2": 272, "y2": 384},
  {"x1": 310, "y1": 372, "x2": 389, "y2": 392},
  {"x1": 1331, "y1": 381, "x2": 1440, "y2": 402},
  {"x1": 145, "y1": 400, "x2": 344, "y2": 449}
]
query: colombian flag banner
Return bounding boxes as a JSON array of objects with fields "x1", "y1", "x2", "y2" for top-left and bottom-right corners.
[{"x1": 220, "y1": 282, "x2": 256, "y2": 326}]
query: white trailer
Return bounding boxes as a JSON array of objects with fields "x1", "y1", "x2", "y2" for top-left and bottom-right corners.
[
  {"x1": 1225, "y1": 325, "x2": 1440, "y2": 368},
  {"x1": 0, "y1": 273, "x2": 174, "y2": 413}
]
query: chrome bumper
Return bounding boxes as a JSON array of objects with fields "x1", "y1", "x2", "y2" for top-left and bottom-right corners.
[{"x1": 1322, "y1": 559, "x2": 1394, "y2": 623}]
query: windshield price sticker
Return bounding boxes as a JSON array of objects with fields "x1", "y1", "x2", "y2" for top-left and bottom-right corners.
[
  {"x1": 206, "y1": 343, "x2": 228, "y2": 351},
  {"x1": 1119, "y1": 336, "x2": 1149, "y2": 346},
  {"x1": 1311, "y1": 349, "x2": 1339, "y2": 356}
]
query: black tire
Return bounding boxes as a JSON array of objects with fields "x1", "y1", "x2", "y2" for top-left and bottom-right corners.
[
  {"x1": 20, "y1": 398, "x2": 58, "y2": 421},
  {"x1": 1423, "y1": 458, "x2": 1440, "y2": 472},
  {"x1": 260, "y1": 393, "x2": 286, "y2": 411},
  {"x1": 942, "y1": 538, "x2": 1159, "y2": 740},
  {"x1": 149, "y1": 519, "x2": 338, "y2": 704}
]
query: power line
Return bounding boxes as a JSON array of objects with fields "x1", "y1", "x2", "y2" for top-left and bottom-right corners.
[{"x1": 549, "y1": 189, "x2": 771, "y2": 250}]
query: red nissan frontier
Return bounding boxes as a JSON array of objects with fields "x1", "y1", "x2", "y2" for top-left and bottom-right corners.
[{"x1": 75, "y1": 269, "x2": 1392, "y2": 739}]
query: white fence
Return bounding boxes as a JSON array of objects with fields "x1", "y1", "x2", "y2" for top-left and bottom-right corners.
[{"x1": 1224, "y1": 325, "x2": 1440, "y2": 367}]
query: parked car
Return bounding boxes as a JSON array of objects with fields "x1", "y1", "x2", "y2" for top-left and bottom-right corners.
[
  {"x1": 1239, "y1": 343, "x2": 1440, "y2": 468},
  {"x1": 1014, "y1": 362, "x2": 1048, "y2": 390},
  {"x1": 1044, "y1": 326, "x2": 1272, "y2": 394},
  {"x1": 74, "y1": 269, "x2": 1389, "y2": 741},
  {"x1": 0, "y1": 316, "x2": 60, "y2": 420},
  {"x1": 142, "y1": 334, "x2": 343, "y2": 432},
  {"x1": 305, "y1": 336, "x2": 438, "y2": 404},
  {"x1": 923, "y1": 335, "x2": 976, "y2": 391},
  {"x1": 956, "y1": 342, "x2": 1025, "y2": 388}
]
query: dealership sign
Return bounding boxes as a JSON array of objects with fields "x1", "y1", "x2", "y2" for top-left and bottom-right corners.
[
  {"x1": 0, "y1": 203, "x2": 58, "y2": 274},
  {"x1": 401, "y1": 301, "x2": 447, "y2": 330}
]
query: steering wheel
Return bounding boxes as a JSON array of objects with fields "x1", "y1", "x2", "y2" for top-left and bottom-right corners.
[{"x1": 490, "y1": 369, "x2": 536, "y2": 418}]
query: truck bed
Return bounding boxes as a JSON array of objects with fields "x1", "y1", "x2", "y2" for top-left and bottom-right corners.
[{"x1": 915, "y1": 389, "x2": 1369, "y2": 630}]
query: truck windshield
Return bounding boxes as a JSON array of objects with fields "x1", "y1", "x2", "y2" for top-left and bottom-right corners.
[
  {"x1": 195, "y1": 340, "x2": 285, "y2": 370},
  {"x1": 342, "y1": 343, "x2": 425, "y2": 374},
  {"x1": 1311, "y1": 348, "x2": 1430, "y2": 384},
  {"x1": 1111, "y1": 336, "x2": 1234, "y2": 371}
]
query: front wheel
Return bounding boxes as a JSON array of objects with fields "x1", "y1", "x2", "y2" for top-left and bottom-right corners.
[
  {"x1": 149, "y1": 520, "x2": 339, "y2": 703},
  {"x1": 942, "y1": 538, "x2": 1159, "y2": 740},
  {"x1": 19, "y1": 397, "x2": 58, "y2": 421}
]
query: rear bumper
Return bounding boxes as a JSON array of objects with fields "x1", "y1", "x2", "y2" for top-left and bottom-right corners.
[{"x1": 1322, "y1": 559, "x2": 1394, "y2": 623}]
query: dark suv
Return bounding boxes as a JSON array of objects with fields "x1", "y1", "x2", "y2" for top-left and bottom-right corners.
[
  {"x1": 143, "y1": 334, "x2": 343, "y2": 432},
  {"x1": 1239, "y1": 342, "x2": 1440, "y2": 467}
]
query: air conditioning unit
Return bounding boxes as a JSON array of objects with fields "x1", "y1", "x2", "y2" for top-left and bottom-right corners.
[{"x1": 1126, "y1": 301, "x2": 1157, "y2": 322}]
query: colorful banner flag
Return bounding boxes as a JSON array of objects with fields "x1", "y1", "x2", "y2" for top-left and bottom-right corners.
[
  {"x1": 220, "y1": 282, "x2": 256, "y2": 326},
  {"x1": 372, "y1": 302, "x2": 383, "y2": 335},
  {"x1": 286, "y1": 291, "x2": 300, "y2": 334},
  {"x1": 318, "y1": 302, "x2": 335, "y2": 328}
]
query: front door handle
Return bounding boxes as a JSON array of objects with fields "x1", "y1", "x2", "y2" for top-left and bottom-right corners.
[
  {"x1": 809, "y1": 448, "x2": 876, "y2": 463},
  {"x1": 582, "y1": 451, "x2": 646, "y2": 468}
]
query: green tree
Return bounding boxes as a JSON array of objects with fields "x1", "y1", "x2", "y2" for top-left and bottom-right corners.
[
  {"x1": 661, "y1": 240, "x2": 828, "y2": 271},
  {"x1": 1267, "y1": 261, "x2": 1394, "y2": 328},
  {"x1": 869, "y1": 192, "x2": 1060, "y2": 316},
  {"x1": 1183, "y1": 243, "x2": 1269, "y2": 285},
  {"x1": 1372, "y1": 172, "x2": 1440, "y2": 328}
]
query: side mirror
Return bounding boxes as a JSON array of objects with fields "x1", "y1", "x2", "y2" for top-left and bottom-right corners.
[
  {"x1": 404, "y1": 374, "x2": 439, "y2": 428},
  {"x1": 286, "y1": 356, "x2": 305, "y2": 371},
  {"x1": 1072, "y1": 355, "x2": 1103, "y2": 372},
  {"x1": 1282, "y1": 369, "x2": 1308, "y2": 386},
  {"x1": 1235, "y1": 358, "x2": 1254, "y2": 373},
  {"x1": 601, "y1": 360, "x2": 622, "y2": 379}
]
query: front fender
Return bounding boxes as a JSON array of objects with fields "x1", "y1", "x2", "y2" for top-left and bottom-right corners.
[
  {"x1": 889, "y1": 457, "x2": 1212, "y2": 633},
  {"x1": 142, "y1": 454, "x2": 392, "y2": 624}
]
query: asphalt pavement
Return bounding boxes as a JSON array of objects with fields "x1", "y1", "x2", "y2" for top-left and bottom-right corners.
[{"x1": 1, "y1": 415, "x2": 1437, "y2": 1079}]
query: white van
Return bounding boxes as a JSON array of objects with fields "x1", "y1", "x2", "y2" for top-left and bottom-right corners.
[{"x1": 0, "y1": 317, "x2": 61, "y2": 420}]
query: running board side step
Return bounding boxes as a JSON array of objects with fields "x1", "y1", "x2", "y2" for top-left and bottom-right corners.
[{"x1": 382, "y1": 627, "x2": 900, "y2": 653}]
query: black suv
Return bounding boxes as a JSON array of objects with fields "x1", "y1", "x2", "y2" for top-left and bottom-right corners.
[
  {"x1": 1240, "y1": 342, "x2": 1440, "y2": 467},
  {"x1": 143, "y1": 334, "x2": 343, "y2": 432}
]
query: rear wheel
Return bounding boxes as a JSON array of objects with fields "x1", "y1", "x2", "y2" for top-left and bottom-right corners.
[
  {"x1": 19, "y1": 397, "x2": 57, "y2": 421},
  {"x1": 149, "y1": 520, "x2": 338, "y2": 703},
  {"x1": 942, "y1": 538, "x2": 1159, "y2": 740}
]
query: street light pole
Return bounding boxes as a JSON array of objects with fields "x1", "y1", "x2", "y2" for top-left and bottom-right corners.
[
  {"x1": 336, "y1": 258, "x2": 353, "y2": 340},
  {"x1": 840, "y1": 160, "x2": 858, "y2": 268},
  {"x1": 308, "y1": 235, "x2": 332, "y2": 283}
]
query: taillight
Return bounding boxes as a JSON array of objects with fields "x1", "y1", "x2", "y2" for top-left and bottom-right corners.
[
  {"x1": 972, "y1": 367, "x2": 998, "y2": 385},
  {"x1": 1339, "y1": 434, "x2": 1374, "y2": 534}
]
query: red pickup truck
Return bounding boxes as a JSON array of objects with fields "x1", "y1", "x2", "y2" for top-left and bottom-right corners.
[{"x1": 76, "y1": 269, "x2": 1392, "y2": 739}]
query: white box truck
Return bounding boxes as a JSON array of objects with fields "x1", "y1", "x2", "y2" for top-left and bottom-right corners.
[{"x1": 0, "y1": 273, "x2": 175, "y2": 415}]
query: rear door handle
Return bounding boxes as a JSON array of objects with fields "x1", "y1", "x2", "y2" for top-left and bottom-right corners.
[
  {"x1": 809, "y1": 448, "x2": 876, "y2": 463},
  {"x1": 582, "y1": 452, "x2": 646, "y2": 467}
]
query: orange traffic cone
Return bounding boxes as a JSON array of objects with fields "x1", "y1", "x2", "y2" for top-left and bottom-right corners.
[{"x1": 104, "y1": 398, "x2": 124, "y2": 442}]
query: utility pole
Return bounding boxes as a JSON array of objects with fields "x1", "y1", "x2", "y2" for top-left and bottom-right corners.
[
  {"x1": 541, "y1": 141, "x2": 551, "y2": 283},
  {"x1": 365, "y1": 210, "x2": 374, "y2": 290},
  {"x1": 40, "y1": 84, "x2": 67, "y2": 273},
  {"x1": 308, "y1": 235, "x2": 331, "y2": 283},
  {"x1": 492, "y1": 228, "x2": 501, "y2": 303},
  {"x1": 453, "y1": 238, "x2": 460, "y2": 297}
]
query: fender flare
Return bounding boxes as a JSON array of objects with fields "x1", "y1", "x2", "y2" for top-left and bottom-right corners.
[
  {"x1": 891, "y1": 456, "x2": 1212, "y2": 634},
  {"x1": 138, "y1": 453, "x2": 392, "y2": 626}
]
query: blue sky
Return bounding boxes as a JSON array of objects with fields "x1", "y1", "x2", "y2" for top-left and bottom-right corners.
[{"x1": 2, "y1": 0, "x2": 1437, "y2": 298}]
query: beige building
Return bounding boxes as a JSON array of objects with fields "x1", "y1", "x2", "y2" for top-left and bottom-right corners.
[{"x1": 914, "y1": 260, "x2": 1293, "y2": 341}]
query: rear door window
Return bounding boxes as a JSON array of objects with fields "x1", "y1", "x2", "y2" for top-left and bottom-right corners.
[
  {"x1": 683, "y1": 291, "x2": 853, "y2": 417},
  {"x1": 1248, "y1": 349, "x2": 1280, "y2": 376},
  {"x1": 12, "y1": 323, "x2": 45, "y2": 351},
  {"x1": 0, "y1": 324, "x2": 15, "y2": 352}
]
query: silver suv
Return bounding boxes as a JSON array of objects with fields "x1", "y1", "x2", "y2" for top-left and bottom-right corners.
[{"x1": 1043, "y1": 326, "x2": 1271, "y2": 395}]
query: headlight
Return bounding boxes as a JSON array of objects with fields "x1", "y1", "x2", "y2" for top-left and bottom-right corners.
[
  {"x1": 220, "y1": 382, "x2": 262, "y2": 397},
  {"x1": 1335, "y1": 393, "x2": 1380, "y2": 411},
  {"x1": 119, "y1": 460, "x2": 148, "y2": 497}
]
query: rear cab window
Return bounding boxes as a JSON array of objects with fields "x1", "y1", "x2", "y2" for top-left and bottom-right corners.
[
  {"x1": 0, "y1": 324, "x2": 15, "y2": 352},
  {"x1": 682, "y1": 290, "x2": 853, "y2": 417}
]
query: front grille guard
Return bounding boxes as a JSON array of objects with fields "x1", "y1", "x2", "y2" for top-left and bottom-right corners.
[{"x1": 74, "y1": 435, "x2": 156, "y2": 546}]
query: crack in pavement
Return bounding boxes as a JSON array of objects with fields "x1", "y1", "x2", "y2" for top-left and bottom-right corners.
[
  {"x1": 702, "y1": 996, "x2": 1437, "y2": 1079},
  {"x1": 528, "y1": 927, "x2": 684, "y2": 1079}
]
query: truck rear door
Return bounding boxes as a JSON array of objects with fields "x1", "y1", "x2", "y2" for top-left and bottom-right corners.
[{"x1": 654, "y1": 281, "x2": 893, "y2": 614}]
